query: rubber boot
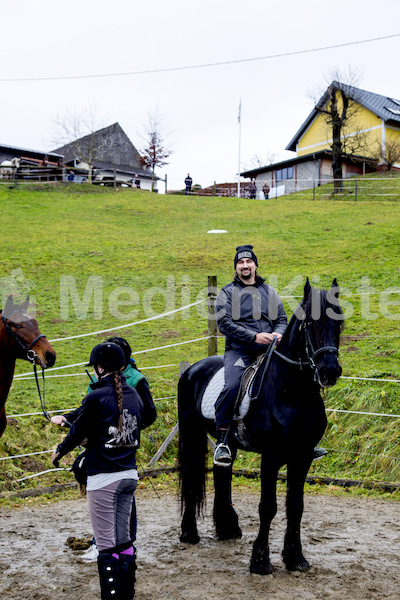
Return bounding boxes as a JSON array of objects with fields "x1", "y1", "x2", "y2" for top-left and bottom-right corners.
[
  {"x1": 97, "y1": 552, "x2": 120, "y2": 600},
  {"x1": 119, "y1": 552, "x2": 136, "y2": 600}
]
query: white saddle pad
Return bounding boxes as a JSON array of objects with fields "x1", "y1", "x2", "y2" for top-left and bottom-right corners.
[{"x1": 201, "y1": 366, "x2": 251, "y2": 421}]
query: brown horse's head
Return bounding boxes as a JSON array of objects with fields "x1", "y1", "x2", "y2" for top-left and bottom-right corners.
[{"x1": 1, "y1": 296, "x2": 56, "y2": 368}]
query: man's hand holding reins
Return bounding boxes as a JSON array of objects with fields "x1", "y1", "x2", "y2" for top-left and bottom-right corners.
[{"x1": 255, "y1": 332, "x2": 282, "y2": 345}]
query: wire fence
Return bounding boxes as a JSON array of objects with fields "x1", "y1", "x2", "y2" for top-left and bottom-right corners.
[
  {"x1": 1, "y1": 284, "x2": 399, "y2": 492},
  {"x1": 192, "y1": 176, "x2": 400, "y2": 200}
]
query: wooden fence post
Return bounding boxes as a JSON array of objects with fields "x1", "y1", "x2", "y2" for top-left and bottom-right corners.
[{"x1": 208, "y1": 275, "x2": 218, "y2": 356}]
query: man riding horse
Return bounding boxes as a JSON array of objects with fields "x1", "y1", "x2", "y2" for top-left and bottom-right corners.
[{"x1": 213, "y1": 245, "x2": 327, "y2": 466}]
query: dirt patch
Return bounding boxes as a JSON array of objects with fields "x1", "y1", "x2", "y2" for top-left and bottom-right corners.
[
  {"x1": 20, "y1": 458, "x2": 46, "y2": 472},
  {"x1": 159, "y1": 330, "x2": 181, "y2": 339},
  {"x1": 0, "y1": 491, "x2": 399, "y2": 599},
  {"x1": 341, "y1": 346, "x2": 360, "y2": 353},
  {"x1": 341, "y1": 334, "x2": 370, "y2": 343}
]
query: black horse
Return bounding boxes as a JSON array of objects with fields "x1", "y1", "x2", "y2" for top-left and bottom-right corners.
[{"x1": 178, "y1": 279, "x2": 343, "y2": 574}]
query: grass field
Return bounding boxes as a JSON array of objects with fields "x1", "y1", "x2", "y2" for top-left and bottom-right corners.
[{"x1": 0, "y1": 176, "x2": 399, "y2": 496}]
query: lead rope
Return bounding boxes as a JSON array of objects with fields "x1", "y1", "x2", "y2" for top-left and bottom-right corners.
[{"x1": 32, "y1": 360, "x2": 51, "y2": 422}]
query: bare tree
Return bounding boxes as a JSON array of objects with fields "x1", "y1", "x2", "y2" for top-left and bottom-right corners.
[
  {"x1": 51, "y1": 106, "x2": 111, "y2": 183},
  {"x1": 245, "y1": 152, "x2": 278, "y2": 170},
  {"x1": 374, "y1": 136, "x2": 400, "y2": 170},
  {"x1": 140, "y1": 109, "x2": 172, "y2": 191},
  {"x1": 309, "y1": 68, "x2": 367, "y2": 192}
]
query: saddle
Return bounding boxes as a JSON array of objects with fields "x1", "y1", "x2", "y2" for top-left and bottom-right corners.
[
  {"x1": 201, "y1": 341, "x2": 276, "y2": 449},
  {"x1": 201, "y1": 346, "x2": 273, "y2": 421}
]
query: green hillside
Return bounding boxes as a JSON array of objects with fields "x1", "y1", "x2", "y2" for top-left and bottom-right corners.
[{"x1": 0, "y1": 178, "x2": 399, "y2": 494}]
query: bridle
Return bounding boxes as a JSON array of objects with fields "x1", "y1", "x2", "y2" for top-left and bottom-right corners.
[
  {"x1": 1, "y1": 314, "x2": 47, "y2": 365},
  {"x1": 1, "y1": 314, "x2": 51, "y2": 421},
  {"x1": 274, "y1": 319, "x2": 339, "y2": 380}
]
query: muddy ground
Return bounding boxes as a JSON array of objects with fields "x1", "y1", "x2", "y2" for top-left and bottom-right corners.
[{"x1": 0, "y1": 490, "x2": 399, "y2": 600}]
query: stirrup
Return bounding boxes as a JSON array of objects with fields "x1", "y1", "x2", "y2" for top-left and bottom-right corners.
[
  {"x1": 213, "y1": 443, "x2": 232, "y2": 467},
  {"x1": 313, "y1": 445, "x2": 328, "y2": 461}
]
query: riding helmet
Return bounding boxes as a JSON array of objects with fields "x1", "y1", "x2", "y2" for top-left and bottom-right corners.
[
  {"x1": 87, "y1": 342, "x2": 125, "y2": 372},
  {"x1": 106, "y1": 336, "x2": 131, "y2": 366}
]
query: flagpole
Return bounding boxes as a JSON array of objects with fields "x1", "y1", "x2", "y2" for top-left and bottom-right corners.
[{"x1": 237, "y1": 98, "x2": 241, "y2": 198}]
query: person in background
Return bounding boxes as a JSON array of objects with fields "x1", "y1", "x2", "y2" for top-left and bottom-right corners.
[
  {"x1": 184, "y1": 173, "x2": 193, "y2": 195},
  {"x1": 262, "y1": 181, "x2": 270, "y2": 199},
  {"x1": 248, "y1": 179, "x2": 257, "y2": 199},
  {"x1": 52, "y1": 342, "x2": 149, "y2": 600}
]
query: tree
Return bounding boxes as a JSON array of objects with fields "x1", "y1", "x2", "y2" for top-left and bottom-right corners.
[
  {"x1": 374, "y1": 136, "x2": 400, "y2": 170},
  {"x1": 140, "y1": 109, "x2": 172, "y2": 191},
  {"x1": 309, "y1": 69, "x2": 367, "y2": 192},
  {"x1": 51, "y1": 107, "x2": 112, "y2": 183},
  {"x1": 245, "y1": 151, "x2": 277, "y2": 171}
]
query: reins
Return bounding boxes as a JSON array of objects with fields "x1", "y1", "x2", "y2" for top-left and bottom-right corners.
[
  {"x1": 32, "y1": 361, "x2": 51, "y2": 421},
  {"x1": 273, "y1": 320, "x2": 339, "y2": 380},
  {"x1": 1, "y1": 314, "x2": 51, "y2": 421},
  {"x1": 249, "y1": 337, "x2": 277, "y2": 400}
]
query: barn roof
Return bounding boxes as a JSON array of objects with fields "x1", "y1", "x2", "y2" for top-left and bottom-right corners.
[
  {"x1": 51, "y1": 122, "x2": 152, "y2": 175},
  {"x1": 0, "y1": 142, "x2": 62, "y2": 160},
  {"x1": 286, "y1": 81, "x2": 400, "y2": 152}
]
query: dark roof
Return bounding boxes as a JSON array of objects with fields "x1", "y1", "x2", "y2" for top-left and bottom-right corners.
[
  {"x1": 286, "y1": 81, "x2": 400, "y2": 152},
  {"x1": 0, "y1": 143, "x2": 62, "y2": 160},
  {"x1": 91, "y1": 160, "x2": 161, "y2": 180},
  {"x1": 241, "y1": 149, "x2": 376, "y2": 178},
  {"x1": 51, "y1": 122, "x2": 153, "y2": 175}
]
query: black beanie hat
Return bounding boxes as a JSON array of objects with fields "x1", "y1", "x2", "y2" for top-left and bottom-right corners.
[{"x1": 234, "y1": 245, "x2": 258, "y2": 268}]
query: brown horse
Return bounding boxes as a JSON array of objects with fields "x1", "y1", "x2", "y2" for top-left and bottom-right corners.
[{"x1": 0, "y1": 295, "x2": 56, "y2": 437}]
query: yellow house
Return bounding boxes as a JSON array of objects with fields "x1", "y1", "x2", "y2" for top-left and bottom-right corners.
[
  {"x1": 286, "y1": 81, "x2": 400, "y2": 168},
  {"x1": 241, "y1": 82, "x2": 400, "y2": 197}
]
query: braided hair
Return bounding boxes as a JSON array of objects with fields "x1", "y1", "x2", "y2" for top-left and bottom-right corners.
[
  {"x1": 89, "y1": 342, "x2": 126, "y2": 432},
  {"x1": 113, "y1": 371, "x2": 124, "y2": 432}
]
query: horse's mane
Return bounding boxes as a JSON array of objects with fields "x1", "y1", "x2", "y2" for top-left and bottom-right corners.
[{"x1": 283, "y1": 286, "x2": 344, "y2": 348}]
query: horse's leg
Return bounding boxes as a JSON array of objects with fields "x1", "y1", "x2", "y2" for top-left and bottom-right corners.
[
  {"x1": 180, "y1": 491, "x2": 200, "y2": 545},
  {"x1": 282, "y1": 458, "x2": 312, "y2": 571},
  {"x1": 178, "y1": 375, "x2": 207, "y2": 545},
  {"x1": 0, "y1": 407, "x2": 6, "y2": 437},
  {"x1": 250, "y1": 453, "x2": 279, "y2": 575},
  {"x1": 213, "y1": 449, "x2": 242, "y2": 540}
]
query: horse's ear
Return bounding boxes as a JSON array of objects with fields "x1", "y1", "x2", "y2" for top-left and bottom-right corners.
[
  {"x1": 21, "y1": 296, "x2": 30, "y2": 311},
  {"x1": 3, "y1": 295, "x2": 14, "y2": 318},
  {"x1": 330, "y1": 278, "x2": 340, "y2": 299},
  {"x1": 303, "y1": 277, "x2": 312, "y2": 299}
]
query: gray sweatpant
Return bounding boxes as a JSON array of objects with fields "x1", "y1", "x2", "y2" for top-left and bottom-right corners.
[{"x1": 87, "y1": 478, "x2": 137, "y2": 552}]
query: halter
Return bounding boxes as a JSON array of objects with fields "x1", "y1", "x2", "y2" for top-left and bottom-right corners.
[
  {"x1": 1, "y1": 314, "x2": 51, "y2": 421},
  {"x1": 274, "y1": 319, "x2": 339, "y2": 380},
  {"x1": 1, "y1": 314, "x2": 47, "y2": 364}
]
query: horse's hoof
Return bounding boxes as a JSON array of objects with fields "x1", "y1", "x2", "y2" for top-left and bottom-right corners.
[
  {"x1": 179, "y1": 531, "x2": 200, "y2": 545},
  {"x1": 216, "y1": 525, "x2": 242, "y2": 541},
  {"x1": 249, "y1": 560, "x2": 273, "y2": 576},
  {"x1": 285, "y1": 557, "x2": 310, "y2": 572}
]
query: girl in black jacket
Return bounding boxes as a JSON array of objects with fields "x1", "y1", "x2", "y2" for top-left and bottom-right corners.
[{"x1": 52, "y1": 342, "x2": 145, "y2": 600}]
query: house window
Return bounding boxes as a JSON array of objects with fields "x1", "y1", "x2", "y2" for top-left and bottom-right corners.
[{"x1": 276, "y1": 166, "x2": 293, "y2": 180}]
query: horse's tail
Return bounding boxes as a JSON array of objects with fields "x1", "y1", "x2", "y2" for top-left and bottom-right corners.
[{"x1": 178, "y1": 365, "x2": 208, "y2": 517}]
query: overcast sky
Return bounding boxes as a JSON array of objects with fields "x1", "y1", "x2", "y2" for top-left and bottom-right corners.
[{"x1": 1, "y1": 0, "x2": 400, "y2": 191}]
